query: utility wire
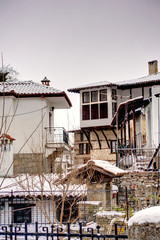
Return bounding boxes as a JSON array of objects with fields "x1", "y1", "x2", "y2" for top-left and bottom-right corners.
[{"x1": 0, "y1": 106, "x2": 48, "y2": 118}]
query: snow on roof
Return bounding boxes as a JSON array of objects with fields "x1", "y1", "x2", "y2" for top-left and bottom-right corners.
[
  {"x1": 68, "y1": 81, "x2": 116, "y2": 93},
  {"x1": 128, "y1": 206, "x2": 160, "y2": 226},
  {"x1": 0, "y1": 174, "x2": 86, "y2": 198},
  {"x1": 68, "y1": 72, "x2": 160, "y2": 93},
  {"x1": 118, "y1": 72, "x2": 160, "y2": 86},
  {"x1": 0, "y1": 80, "x2": 63, "y2": 95},
  {"x1": 88, "y1": 160, "x2": 125, "y2": 176}
]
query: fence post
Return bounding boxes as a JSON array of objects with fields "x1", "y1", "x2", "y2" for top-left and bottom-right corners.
[{"x1": 126, "y1": 187, "x2": 129, "y2": 221}]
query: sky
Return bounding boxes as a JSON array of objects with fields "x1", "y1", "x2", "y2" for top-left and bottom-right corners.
[{"x1": 0, "y1": 0, "x2": 160, "y2": 130}]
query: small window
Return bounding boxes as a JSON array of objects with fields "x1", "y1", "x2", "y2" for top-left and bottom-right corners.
[
  {"x1": 149, "y1": 88, "x2": 152, "y2": 98},
  {"x1": 82, "y1": 105, "x2": 90, "y2": 120},
  {"x1": 111, "y1": 140, "x2": 117, "y2": 153},
  {"x1": 79, "y1": 143, "x2": 84, "y2": 154},
  {"x1": 142, "y1": 87, "x2": 144, "y2": 98},
  {"x1": 112, "y1": 102, "x2": 117, "y2": 117},
  {"x1": 130, "y1": 89, "x2": 132, "y2": 99},
  {"x1": 100, "y1": 103, "x2": 108, "y2": 118},
  {"x1": 80, "y1": 132, "x2": 84, "y2": 141},
  {"x1": 112, "y1": 89, "x2": 117, "y2": 100},
  {"x1": 100, "y1": 89, "x2": 107, "y2": 101},
  {"x1": 82, "y1": 92, "x2": 90, "y2": 103},
  {"x1": 91, "y1": 104, "x2": 98, "y2": 119},
  {"x1": 86, "y1": 143, "x2": 90, "y2": 154},
  {"x1": 91, "y1": 91, "x2": 98, "y2": 102},
  {"x1": 13, "y1": 204, "x2": 31, "y2": 223}
]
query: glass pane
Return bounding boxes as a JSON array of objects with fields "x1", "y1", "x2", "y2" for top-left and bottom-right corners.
[
  {"x1": 91, "y1": 91, "x2": 98, "y2": 102},
  {"x1": 100, "y1": 103, "x2": 108, "y2": 118},
  {"x1": 100, "y1": 89, "x2": 107, "y2": 101},
  {"x1": 112, "y1": 89, "x2": 117, "y2": 100},
  {"x1": 112, "y1": 102, "x2": 117, "y2": 117},
  {"x1": 82, "y1": 92, "x2": 89, "y2": 103},
  {"x1": 82, "y1": 105, "x2": 90, "y2": 120},
  {"x1": 91, "y1": 104, "x2": 98, "y2": 119}
]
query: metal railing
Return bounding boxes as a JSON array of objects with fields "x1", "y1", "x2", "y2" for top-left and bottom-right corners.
[
  {"x1": 117, "y1": 147, "x2": 159, "y2": 171},
  {"x1": 0, "y1": 222, "x2": 128, "y2": 239},
  {"x1": 45, "y1": 127, "x2": 69, "y2": 145}
]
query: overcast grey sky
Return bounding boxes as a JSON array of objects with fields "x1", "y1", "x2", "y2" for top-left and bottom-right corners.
[{"x1": 0, "y1": 0, "x2": 160, "y2": 129}]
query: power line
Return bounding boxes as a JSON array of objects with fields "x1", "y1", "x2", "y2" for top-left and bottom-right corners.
[{"x1": 0, "y1": 106, "x2": 48, "y2": 118}]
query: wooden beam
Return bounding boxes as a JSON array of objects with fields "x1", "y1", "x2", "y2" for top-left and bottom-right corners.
[
  {"x1": 101, "y1": 130, "x2": 110, "y2": 149},
  {"x1": 93, "y1": 130, "x2": 101, "y2": 149}
]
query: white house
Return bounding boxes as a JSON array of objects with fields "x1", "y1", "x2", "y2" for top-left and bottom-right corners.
[{"x1": 0, "y1": 77, "x2": 72, "y2": 176}]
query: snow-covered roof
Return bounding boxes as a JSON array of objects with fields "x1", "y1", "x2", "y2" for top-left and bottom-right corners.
[
  {"x1": 88, "y1": 160, "x2": 125, "y2": 176},
  {"x1": 68, "y1": 81, "x2": 116, "y2": 93},
  {"x1": 63, "y1": 160, "x2": 125, "y2": 182},
  {"x1": 68, "y1": 72, "x2": 160, "y2": 93},
  {"x1": 0, "y1": 174, "x2": 86, "y2": 198},
  {"x1": 0, "y1": 80, "x2": 72, "y2": 106},
  {"x1": 118, "y1": 72, "x2": 160, "y2": 86},
  {"x1": 128, "y1": 206, "x2": 160, "y2": 226}
]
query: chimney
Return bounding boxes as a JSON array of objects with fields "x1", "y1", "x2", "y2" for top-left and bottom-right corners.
[
  {"x1": 41, "y1": 77, "x2": 50, "y2": 86},
  {"x1": 148, "y1": 60, "x2": 158, "y2": 75}
]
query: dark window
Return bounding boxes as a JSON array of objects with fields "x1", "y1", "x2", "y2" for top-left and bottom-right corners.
[
  {"x1": 79, "y1": 143, "x2": 84, "y2": 154},
  {"x1": 100, "y1": 103, "x2": 108, "y2": 119},
  {"x1": 80, "y1": 132, "x2": 84, "y2": 141},
  {"x1": 112, "y1": 89, "x2": 117, "y2": 100},
  {"x1": 149, "y1": 88, "x2": 152, "y2": 98},
  {"x1": 142, "y1": 87, "x2": 144, "y2": 98},
  {"x1": 130, "y1": 89, "x2": 132, "y2": 99},
  {"x1": 82, "y1": 92, "x2": 89, "y2": 103},
  {"x1": 91, "y1": 91, "x2": 98, "y2": 102},
  {"x1": 91, "y1": 104, "x2": 98, "y2": 119},
  {"x1": 100, "y1": 89, "x2": 107, "y2": 101},
  {"x1": 13, "y1": 204, "x2": 31, "y2": 223},
  {"x1": 87, "y1": 132, "x2": 90, "y2": 140},
  {"x1": 86, "y1": 143, "x2": 90, "y2": 154},
  {"x1": 111, "y1": 140, "x2": 117, "y2": 153},
  {"x1": 112, "y1": 102, "x2": 117, "y2": 117},
  {"x1": 82, "y1": 105, "x2": 90, "y2": 120}
]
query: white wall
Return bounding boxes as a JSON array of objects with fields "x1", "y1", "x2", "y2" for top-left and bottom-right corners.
[{"x1": 0, "y1": 96, "x2": 54, "y2": 154}]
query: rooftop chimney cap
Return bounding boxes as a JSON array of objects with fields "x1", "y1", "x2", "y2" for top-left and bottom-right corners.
[
  {"x1": 148, "y1": 60, "x2": 158, "y2": 75},
  {"x1": 41, "y1": 77, "x2": 50, "y2": 86}
]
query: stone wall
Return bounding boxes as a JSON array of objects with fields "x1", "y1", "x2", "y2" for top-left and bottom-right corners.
[
  {"x1": 96, "y1": 211, "x2": 126, "y2": 234},
  {"x1": 114, "y1": 172, "x2": 160, "y2": 211},
  {"x1": 78, "y1": 201, "x2": 102, "y2": 222},
  {"x1": 74, "y1": 130, "x2": 116, "y2": 165},
  {"x1": 14, "y1": 153, "x2": 43, "y2": 174}
]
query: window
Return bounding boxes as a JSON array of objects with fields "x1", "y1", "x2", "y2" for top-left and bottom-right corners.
[
  {"x1": 13, "y1": 204, "x2": 31, "y2": 223},
  {"x1": 82, "y1": 105, "x2": 90, "y2": 120},
  {"x1": 112, "y1": 89, "x2": 117, "y2": 100},
  {"x1": 142, "y1": 87, "x2": 144, "y2": 98},
  {"x1": 100, "y1": 103, "x2": 108, "y2": 118},
  {"x1": 79, "y1": 143, "x2": 84, "y2": 154},
  {"x1": 112, "y1": 102, "x2": 117, "y2": 117},
  {"x1": 100, "y1": 89, "x2": 107, "y2": 101},
  {"x1": 130, "y1": 89, "x2": 132, "y2": 99},
  {"x1": 111, "y1": 140, "x2": 117, "y2": 153},
  {"x1": 91, "y1": 91, "x2": 98, "y2": 102},
  {"x1": 80, "y1": 132, "x2": 84, "y2": 141},
  {"x1": 149, "y1": 88, "x2": 152, "y2": 98},
  {"x1": 86, "y1": 143, "x2": 90, "y2": 154},
  {"x1": 82, "y1": 92, "x2": 89, "y2": 103},
  {"x1": 91, "y1": 104, "x2": 98, "y2": 119}
]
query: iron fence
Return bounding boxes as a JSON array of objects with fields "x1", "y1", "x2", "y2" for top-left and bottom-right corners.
[{"x1": 0, "y1": 222, "x2": 128, "y2": 240}]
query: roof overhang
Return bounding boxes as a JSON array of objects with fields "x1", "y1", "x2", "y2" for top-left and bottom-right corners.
[{"x1": 111, "y1": 96, "x2": 150, "y2": 126}]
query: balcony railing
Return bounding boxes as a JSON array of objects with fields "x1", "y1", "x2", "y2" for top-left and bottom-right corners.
[{"x1": 45, "y1": 127, "x2": 69, "y2": 146}]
